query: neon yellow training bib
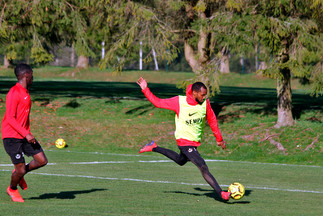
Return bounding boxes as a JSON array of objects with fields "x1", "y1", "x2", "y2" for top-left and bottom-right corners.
[{"x1": 175, "y1": 96, "x2": 206, "y2": 142}]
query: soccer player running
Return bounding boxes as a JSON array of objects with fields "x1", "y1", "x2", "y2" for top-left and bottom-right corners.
[
  {"x1": 1, "y1": 64, "x2": 48, "y2": 202},
  {"x1": 137, "y1": 77, "x2": 231, "y2": 201}
]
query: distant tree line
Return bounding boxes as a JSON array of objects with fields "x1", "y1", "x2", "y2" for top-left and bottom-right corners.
[{"x1": 0, "y1": 0, "x2": 322, "y2": 127}]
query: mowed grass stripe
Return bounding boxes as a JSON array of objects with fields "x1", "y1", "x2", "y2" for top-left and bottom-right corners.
[
  {"x1": 1, "y1": 158, "x2": 322, "y2": 168},
  {"x1": 1, "y1": 169, "x2": 322, "y2": 194},
  {"x1": 1, "y1": 150, "x2": 322, "y2": 216}
]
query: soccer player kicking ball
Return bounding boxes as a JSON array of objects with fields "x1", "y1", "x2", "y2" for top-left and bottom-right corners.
[
  {"x1": 1, "y1": 64, "x2": 48, "y2": 202},
  {"x1": 137, "y1": 77, "x2": 231, "y2": 201}
]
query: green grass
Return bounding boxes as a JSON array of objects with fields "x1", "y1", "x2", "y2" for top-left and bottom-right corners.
[
  {"x1": 1, "y1": 94, "x2": 321, "y2": 165},
  {"x1": 0, "y1": 65, "x2": 310, "y2": 90},
  {"x1": 0, "y1": 66, "x2": 195, "y2": 83},
  {"x1": 0, "y1": 68, "x2": 322, "y2": 165},
  {"x1": 0, "y1": 150, "x2": 322, "y2": 215},
  {"x1": 0, "y1": 67, "x2": 322, "y2": 214}
]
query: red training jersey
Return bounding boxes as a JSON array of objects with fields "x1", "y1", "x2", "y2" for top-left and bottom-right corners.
[
  {"x1": 1, "y1": 83, "x2": 32, "y2": 139},
  {"x1": 142, "y1": 84, "x2": 223, "y2": 147}
]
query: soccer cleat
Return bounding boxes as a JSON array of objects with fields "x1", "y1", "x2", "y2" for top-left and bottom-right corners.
[
  {"x1": 139, "y1": 141, "x2": 157, "y2": 154},
  {"x1": 12, "y1": 169, "x2": 27, "y2": 190},
  {"x1": 221, "y1": 191, "x2": 231, "y2": 201},
  {"x1": 7, "y1": 186, "x2": 24, "y2": 202}
]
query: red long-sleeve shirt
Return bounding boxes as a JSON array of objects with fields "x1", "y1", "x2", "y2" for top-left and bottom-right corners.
[
  {"x1": 1, "y1": 83, "x2": 32, "y2": 139},
  {"x1": 142, "y1": 84, "x2": 223, "y2": 147}
]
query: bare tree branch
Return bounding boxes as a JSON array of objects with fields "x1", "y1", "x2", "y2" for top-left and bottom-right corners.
[
  {"x1": 304, "y1": 134, "x2": 319, "y2": 151},
  {"x1": 260, "y1": 129, "x2": 287, "y2": 155},
  {"x1": 0, "y1": 2, "x2": 6, "y2": 26}
]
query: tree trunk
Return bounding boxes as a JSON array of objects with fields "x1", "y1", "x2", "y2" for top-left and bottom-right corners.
[
  {"x1": 275, "y1": 68, "x2": 294, "y2": 128},
  {"x1": 184, "y1": 40, "x2": 200, "y2": 72},
  {"x1": 76, "y1": 55, "x2": 89, "y2": 69},
  {"x1": 240, "y1": 55, "x2": 245, "y2": 74},
  {"x1": 184, "y1": 25, "x2": 211, "y2": 87},
  {"x1": 184, "y1": 40, "x2": 210, "y2": 87},
  {"x1": 258, "y1": 61, "x2": 267, "y2": 70},
  {"x1": 139, "y1": 41, "x2": 143, "y2": 70},
  {"x1": 275, "y1": 41, "x2": 295, "y2": 128},
  {"x1": 183, "y1": 9, "x2": 212, "y2": 88},
  {"x1": 255, "y1": 42, "x2": 261, "y2": 71},
  {"x1": 152, "y1": 48, "x2": 159, "y2": 71},
  {"x1": 71, "y1": 44, "x2": 75, "y2": 67},
  {"x1": 220, "y1": 51, "x2": 230, "y2": 73},
  {"x1": 3, "y1": 55, "x2": 10, "y2": 68}
]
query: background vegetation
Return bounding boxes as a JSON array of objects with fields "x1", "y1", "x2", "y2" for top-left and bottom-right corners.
[
  {"x1": 0, "y1": 1, "x2": 322, "y2": 214},
  {"x1": 1, "y1": 68, "x2": 321, "y2": 166}
]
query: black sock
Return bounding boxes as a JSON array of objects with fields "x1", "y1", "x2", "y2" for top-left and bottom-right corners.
[
  {"x1": 10, "y1": 185, "x2": 18, "y2": 190},
  {"x1": 25, "y1": 164, "x2": 30, "y2": 173}
]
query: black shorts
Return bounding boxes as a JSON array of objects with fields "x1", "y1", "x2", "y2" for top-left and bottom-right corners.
[
  {"x1": 3, "y1": 138, "x2": 43, "y2": 164},
  {"x1": 178, "y1": 146, "x2": 207, "y2": 168}
]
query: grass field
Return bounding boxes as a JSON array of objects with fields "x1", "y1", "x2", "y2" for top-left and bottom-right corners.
[
  {"x1": 0, "y1": 67, "x2": 322, "y2": 215},
  {"x1": 0, "y1": 149, "x2": 322, "y2": 216}
]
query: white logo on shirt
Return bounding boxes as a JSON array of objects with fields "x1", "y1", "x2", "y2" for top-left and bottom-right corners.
[{"x1": 24, "y1": 96, "x2": 28, "y2": 100}]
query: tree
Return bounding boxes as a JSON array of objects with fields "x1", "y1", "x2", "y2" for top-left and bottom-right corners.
[
  {"x1": 100, "y1": 0, "x2": 253, "y2": 93},
  {"x1": 0, "y1": 1, "x2": 111, "y2": 69},
  {"x1": 102, "y1": 0, "x2": 321, "y2": 128},
  {"x1": 57, "y1": 0, "x2": 109, "y2": 69},
  {"x1": 214, "y1": 0, "x2": 322, "y2": 128},
  {"x1": 215, "y1": 0, "x2": 322, "y2": 128},
  {"x1": 251, "y1": 0, "x2": 322, "y2": 127},
  {"x1": 100, "y1": 1, "x2": 178, "y2": 73},
  {"x1": 0, "y1": 1, "x2": 67, "y2": 66},
  {"x1": 0, "y1": 0, "x2": 56, "y2": 66}
]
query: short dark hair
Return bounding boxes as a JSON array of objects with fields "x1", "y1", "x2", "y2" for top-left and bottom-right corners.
[
  {"x1": 192, "y1": 82, "x2": 207, "y2": 92},
  {"x1": 14, "y1": 64, "x2": 33, "y2": 78}
]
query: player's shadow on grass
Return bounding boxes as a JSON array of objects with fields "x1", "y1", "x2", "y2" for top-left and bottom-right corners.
[
  {"x1": 28, "y1": 188, "x2": 107, "y2": 200},
  {"x1": 125, "y1": 104, "x2": 155, "y2": 116},
  {"x1": 165, "y1": 187, "x2": 251, "y2": 204}
]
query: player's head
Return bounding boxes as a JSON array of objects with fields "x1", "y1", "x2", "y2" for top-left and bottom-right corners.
[
  {"x1": 15, "y1": 64, "x2": 33, "y2": 79},
  {"x1": 192, "y1": 82, "x2": 207, "y2": 104},
  {"x1": 14, "y1": 64, "x2": 33, "y2": 87}
]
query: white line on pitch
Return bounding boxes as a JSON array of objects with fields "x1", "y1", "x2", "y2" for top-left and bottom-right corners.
[
  {"x1": 0, "y1": 163, "x2": 57, "y2": 167},
  {"x1": 0, "y1": 160, "x2": 190, "y2": 166},
  {"x1": 0, "y1": 169, "x2": 322, "y2": 194},
  {"x1": 204, "y1": 160, "x2": 322, "y2": 168},
  {"x1": 70, "y1": 160, "x2": 172, "y2": 164},
  {"x1": 45, "y1": 149, "x2": 322, "y2": 168},
  {"x1": 70, "y1": 161, "x2": 134, "y2": 164},
  {"x1": 70, "y1": 160, "x2": 322, "y2": 168},
  {"x1": 0, "y1": 159, "x2": 322, "y2": 168},
  {"x1": 46, "y1": 149, "x2": 143, "y2": 157}
]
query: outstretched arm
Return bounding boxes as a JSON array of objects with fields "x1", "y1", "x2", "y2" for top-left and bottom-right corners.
[{"x1": 137, "y1": 77, "x2": 179, "y2": 115}]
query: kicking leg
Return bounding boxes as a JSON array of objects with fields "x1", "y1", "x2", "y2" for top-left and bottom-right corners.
[
  {"x1": 181, "y1": 147, "x2": 223, "y2": 197},
  {"x1": 139, "y1": 141, "x2": 188, "y2": 166},
  {"x1": 153, "y1": 146, "x2": 188, "y2": 166}
]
